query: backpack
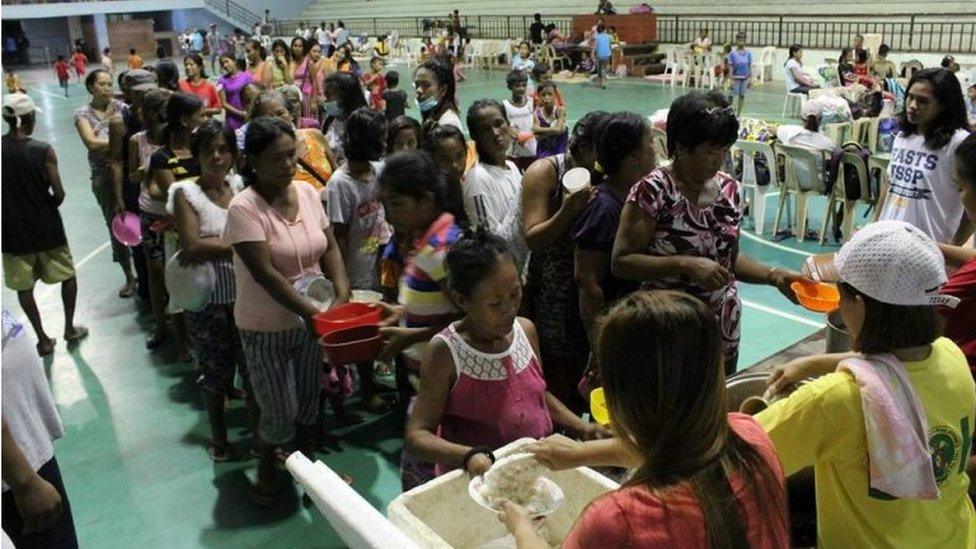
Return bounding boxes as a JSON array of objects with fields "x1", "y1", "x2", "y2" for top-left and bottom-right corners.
[
  {"x1": 826, "y1": 142, "x2": 872, "y2": 201},
  {"x1": 859, "y1": 91, "x2": 883, "y2": 118}
]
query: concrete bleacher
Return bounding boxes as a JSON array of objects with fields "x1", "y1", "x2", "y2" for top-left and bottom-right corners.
[{"x1": 299, "y1": 0, "x2": 973, "y2": 20}]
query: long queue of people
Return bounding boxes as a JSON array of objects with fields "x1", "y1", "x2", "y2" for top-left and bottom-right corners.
[{"x1": 2, "y1": 40, "x2": 976, "y2": 546}]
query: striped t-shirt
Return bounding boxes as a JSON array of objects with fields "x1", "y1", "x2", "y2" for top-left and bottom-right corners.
[{"x1": 391, "y1": 212, "x2": 463, "y2": 362}]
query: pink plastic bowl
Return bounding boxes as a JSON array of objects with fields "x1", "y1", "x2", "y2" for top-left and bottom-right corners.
[{"x1": 111, "y1": 212, "x2": 142, "y2": 247}]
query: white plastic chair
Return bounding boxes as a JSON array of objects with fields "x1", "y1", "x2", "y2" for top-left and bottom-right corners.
[
  {"x1": 822, "y1": 121, "x2": 851, "y2": 145},
  {"x1": 731, "y1": 140, "x2": 780, "y2": 235},
  {"x1": 670, "y1": 49, "x2": 690, "y2": 87},
  {"x1": 819, "y1": 151, "x2": 871, "y2": 244},
  {"x1": 849, "y1": 117, "x2": 874, "y2": 149},
  {"x1": 696, "y1": 52, "x2": 719, "y2": 89},
  {"x1": 752, "y1": 46, "x2": 776, "y2": 84},
  {"x1": 773, "y1": 143, "x2": 828, "y2": 242},
  {"x1": 463, "y1": 40, "x2": 480, "y2": 66},
  {"x1": 782, "y1": 92, "x2": 805, "y2": 118},
  {"x1": 662, "y1": 49, "x2": 679, "y2": 83}
]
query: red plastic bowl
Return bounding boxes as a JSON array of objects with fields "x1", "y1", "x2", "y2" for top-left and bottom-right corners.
[
  {"x1": 320, "y1": 325, "x2": 383, "y2": 365},
  {"x1": 312, "y1": 303, "x2": 382, "y2": 337}
]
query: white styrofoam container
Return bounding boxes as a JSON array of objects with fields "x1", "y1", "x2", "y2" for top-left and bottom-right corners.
[{"x1": 387, "y1": 438, "x2": 620, "y2": 548}]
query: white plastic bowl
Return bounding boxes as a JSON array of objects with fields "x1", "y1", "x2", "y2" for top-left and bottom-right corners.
[
  {"x1": 164, "y1": 252, "x2": 215, "y2": 313},
  {"x1": 562, "y1": 167, "x2": 591, "y2": 193}
]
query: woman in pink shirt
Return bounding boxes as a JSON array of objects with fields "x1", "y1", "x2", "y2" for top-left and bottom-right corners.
[
  {"x1": 499, "y1": 290, "x2": 790, "y2": 548},
  {"x1": 222, "y1": 116, "x2": 350, "y2": 506}
]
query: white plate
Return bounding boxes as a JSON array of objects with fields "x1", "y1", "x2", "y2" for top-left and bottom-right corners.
[{"x1": 468, "y1": 475, "x2": 564, "y2": 517}]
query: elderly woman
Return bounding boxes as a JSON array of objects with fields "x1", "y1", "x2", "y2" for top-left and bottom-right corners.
[
  {"x1": 612, "y1": 91, "x2": 804, "y2": 374},
  {"x1": 237, "y1": 89, "x2": 336, "y2": 190},
  {"x1": 223, "y1": 116, "x2": 350, "y2": 505}
]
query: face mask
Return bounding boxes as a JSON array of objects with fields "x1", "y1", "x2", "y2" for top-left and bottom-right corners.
[
  {"x1": 418, "y1": 96, "x2": 439, "y2": 113},
  {"x1": 322, "y1": 100, "x2": 342, "y2": 117}
]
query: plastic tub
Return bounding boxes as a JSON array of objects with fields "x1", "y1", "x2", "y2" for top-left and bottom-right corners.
[
  {"x1": 313, "y1": 303, "x2": 382, "y2": 337},
  {"x1": 791, "y1": 280, "x2": 840, "y2": 313},
  {"x1": 111, "y1": 212, "x2": 142, "y2": 247},
  {"x1": 388, "y1": 438, "x2": 619, "y2": 548},
  {"x1": 321, "y1": 325, "x2": 383, "y2": 365}
]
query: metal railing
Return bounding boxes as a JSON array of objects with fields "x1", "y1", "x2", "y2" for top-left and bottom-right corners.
[
  {"x1": 203, "y1": 0, "x2": 263, "y2": 29},
  {"x1": 657, "y1": 14, "x2": 976, "y2": 54},
  {"x1": 274, "y1": 12, "x2": 976, "y2": 54}
]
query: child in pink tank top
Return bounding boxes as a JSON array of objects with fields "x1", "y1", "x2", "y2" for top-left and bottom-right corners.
[{"x1": 405, "y1": 230, "x2": 606, "y2": 480}]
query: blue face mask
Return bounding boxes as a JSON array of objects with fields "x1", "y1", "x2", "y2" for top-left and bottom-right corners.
[
  {"x1": 418, "y1": 96, "x2": 439, "y2": 113},
  {"x1": 322, "y1": 100, "x2": 342, "y2": 117}
]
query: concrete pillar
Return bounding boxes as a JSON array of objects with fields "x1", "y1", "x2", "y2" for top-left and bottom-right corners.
[{"x1": 93, "y1": 13, "x2": 110, "y2": 57}]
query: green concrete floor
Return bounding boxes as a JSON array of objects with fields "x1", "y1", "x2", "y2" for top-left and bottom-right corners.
[{"x1": 2, "y1": 63, "x2": 850, "y2": 547}]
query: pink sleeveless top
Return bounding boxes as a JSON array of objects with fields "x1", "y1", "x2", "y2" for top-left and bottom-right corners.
[{"x1": 432, "y1": 320, "x2": 553, "y2": 475}]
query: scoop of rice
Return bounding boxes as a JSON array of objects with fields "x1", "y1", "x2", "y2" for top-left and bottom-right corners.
[{"x1": 482, "y1": 453, "x2": 548, "y2": 509}]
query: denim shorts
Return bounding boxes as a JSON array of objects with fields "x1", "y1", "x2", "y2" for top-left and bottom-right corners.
[{"x1": 731, "y1": 78, "x2": 749, "y2": 96}]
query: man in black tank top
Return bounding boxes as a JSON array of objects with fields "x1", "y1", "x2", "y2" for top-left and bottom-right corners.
[{"x1": 1, "y1": 94, "x2": 88, "y2": 355}]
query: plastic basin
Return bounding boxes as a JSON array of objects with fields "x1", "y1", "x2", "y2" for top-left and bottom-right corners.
[
  {"x1": 320, "y1": 325, "x2": 383, "y2": 365},
  {"x1": 791, "y1": 280, "x2": 840, "y2": 313},
  {"x1": 111, "y1": 212, "x2": 142, "y2": 247},
  {"x1": 313, "y1": 303, "x2": 382, "y2": 337}
]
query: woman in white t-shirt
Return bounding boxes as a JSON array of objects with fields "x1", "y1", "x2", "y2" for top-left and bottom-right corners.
[
  {"x1": 783, "y1": 44, "x2": 819, "y2": 95},
  {"x1": 775, "y1": 99, "x2": 838, "y2": 190},
  {"x1": 463, "y1": 99, "x2": 530, "y2": 274},
  {"x1": 879, "y1": 68, "x2": 974, "y2": 245},
  {"x1": 414, "y1": 57, "x2": 462, "y2": 130}
]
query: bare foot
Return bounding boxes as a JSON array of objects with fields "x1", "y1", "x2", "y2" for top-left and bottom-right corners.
[{"x1": 118, "y1": 280, "x2": 136, "y2": 299}]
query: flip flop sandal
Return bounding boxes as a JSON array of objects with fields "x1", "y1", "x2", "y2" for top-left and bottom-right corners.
[
  {"x1": 36, "y1": 339, "x2": 56, "y2": 357},
  {"x1": 118, "y1": 283, "x2": 135, "y2": 299},
  {"x1": 208, "y1": 444, "x2": 231, "y2": 462},
  {"x1": 64, "y1": 326, "x2": 89, "y2": 343}
]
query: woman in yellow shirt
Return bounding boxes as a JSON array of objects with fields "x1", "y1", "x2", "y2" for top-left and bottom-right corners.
[{"x1": 760, "y1": 221, "x2": 976, "y2": 548}]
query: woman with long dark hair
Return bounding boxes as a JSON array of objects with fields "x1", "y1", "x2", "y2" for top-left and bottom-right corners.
[
  {"x1": 245, "y1": 38, "x2": 270, "y2": 88},
  {"x1": 521, "y1": 111, "x2": 606, "y2": 407},
  {"x1": 223, "y1": 116, "x2": 350, "y2": 505},
  {"x1": 267, "y1": 39, "x2": 294, "y2": 89},
  {"x1": 144, "y1": 92, "x2": 206, "y2": 357},
  {"x1": 179, "y1": 53, "x2": 221, "y2": 115},
  {"x1": 321, "y1": 71, "x2": 367, "y2": 164},
  {"x1": 878, "y1": 67, "x2": 973, "y2": 245},
  {"x1": 499, "y1": 290, "x2": 790, "y2": 548},
  {"x1": 783, "y1": 44, "x2": 818, "y2": 95},
  {"x1": 414, "y1": 57, "x2": 461, "y2": 129}
]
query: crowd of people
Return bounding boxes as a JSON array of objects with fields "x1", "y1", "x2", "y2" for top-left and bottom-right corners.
[{"x1": 2, "y1": 16, "x2": 976, "y2": 548}]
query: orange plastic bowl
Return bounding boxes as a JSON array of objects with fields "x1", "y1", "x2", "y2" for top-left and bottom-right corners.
[
  {"x1": 791, "y1": 280, "x2": 840, "y2": 313},
  {"x1": 320, "y1": 325, "x2": 383, "y2": 365},
  {"x1": 312, "y1": 303, "x2": 382, "y2": 337}
]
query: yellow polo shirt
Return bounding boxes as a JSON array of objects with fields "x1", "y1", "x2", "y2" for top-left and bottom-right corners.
[{"x1": 757, "y1": 338, "x2": 976, "y2": 548}]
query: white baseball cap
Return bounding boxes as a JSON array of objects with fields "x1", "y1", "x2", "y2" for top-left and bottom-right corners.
[
  {"x1": 833, "y1": 220, "x2": 959, "y2": 308},
  {"x1": 2, "y1": 93, "x2": 41, "y2": 127}
]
